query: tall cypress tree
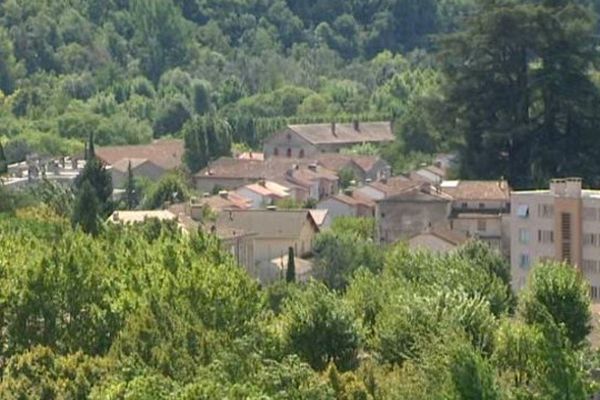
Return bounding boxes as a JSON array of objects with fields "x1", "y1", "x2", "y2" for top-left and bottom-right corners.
[
  {"x1": 286, "y1": 246, "x2": 296, "y2": 283},
  {"x1": 72, "y1": 181, "x2": 101, "y2": 235},
  {"x1": 125, "y1": 160, "x2": 138, "y2": 210},
  {"x1": 0, "y1": 140, "x2": 7, "y2": 176}
]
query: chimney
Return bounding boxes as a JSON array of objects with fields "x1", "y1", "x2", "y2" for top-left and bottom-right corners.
[
  {"x1": 258, "y1": 179, "x2": 266, "y2": 187},
  {"x1": 308, "y1": 163, "x2": 318, "y2": 172},
  {"x1": 331, "y1": 122, "x2": 337, "y2": 137},
  {"x1": 353, "y1": 119, "x2": 360, "y2": 131},
  {"x1": 219, "y1": 190, "x2": 229, "y2": 199},
  {"x1": 380, "y1": 176, "x2": 388, "y2": 184},
  {"x1": 112, "y1": 212, "x2": 120, "y2": 222}
]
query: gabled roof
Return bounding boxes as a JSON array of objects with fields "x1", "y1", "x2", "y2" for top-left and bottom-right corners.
[
  {"x1": 196, "y1": 192, "x2": 253, "y2": 211},
  {"x1": 412, "y1": 227, "x2": 469, "y2": 247},
  {"x1": 381, "y1": 187, "x2": 452, "y2": 203},
  {"x1": 441, "y1": 180, "x2": 510, "y2": 201},
  {"x1": 111, "y1": 158, "x2": 154, "y2": 172},
  {"x1": 368, "y1": 177, "x2": 424, "y2": 197},
  {"x1": 286, "y1": 122, "x2": 394, "y2": 145},
  {"x1": 315, "y1": 153, "x2": 385, "y2": 173},
  {"x1": 216, "y1": 209, "x2": 319, "y2": 239},
  {"x1": 96, "y1": 140, "x2": 184, "y2": 170},
  {"x1": 242, "y1": 180, "x2": 290, "y2": 198}
]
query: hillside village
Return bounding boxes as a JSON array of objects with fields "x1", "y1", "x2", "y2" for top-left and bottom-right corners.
[{"x1": 3, "y1": 120, "x2": 598, "y2": 301}]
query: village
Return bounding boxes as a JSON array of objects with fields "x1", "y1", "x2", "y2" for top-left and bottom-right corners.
[{"x1": 3, "y1": 120, "x2": 597, "y2": 300}]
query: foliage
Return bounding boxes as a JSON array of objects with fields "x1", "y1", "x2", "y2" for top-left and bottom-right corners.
[
  {"x1": 331, "y1": 217, "x2": 376, "y2": 240},
  {"x1": 286, "y1": 246, "x2": 296, "y2": 283},
  {"x1": 142, "y1": 172, "x2": 191, "y2": 209},
  {"x1": 519, "y1": 261, "x2": 592, "y2": 347}
]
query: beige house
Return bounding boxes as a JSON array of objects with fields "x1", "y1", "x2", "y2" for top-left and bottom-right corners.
[
  {"x1": 236, "y1": 180, "x2": 291, "y2": 209},
  {"x1": 442, "y1": 180, "x2": 511, "y2": 255},
  {"x1": 216, "y1": 209, "x2": 320, "y2": 265},
  {"x1": 257, "y1": 255, "x2": 314, "y2": 284},
  {"x1": 376, "y1": 186, "x2": 452, "y2": 244},
  {"x1": 95, "y1": 139, "x2": 185, "y2": 188},
  {"x1": 510, "y1": 178, "x2": 600, "y2": 301},
  {"x1": 263, "y1": 121, "x2": 394, "y2": 159},
  {"x1": 317, "y1": 193, "x2": 375, "y2": 221},
  {"x1": 314, "y1": 153, "x2": 391, "y2": 183},
  {"x1": 408, "y1": 227, "x2": 469, "y2": 254},
  {"x1": 354, "y1": 177, "x2": 422, "y2": 202}
]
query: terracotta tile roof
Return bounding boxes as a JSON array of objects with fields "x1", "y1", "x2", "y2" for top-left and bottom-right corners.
[
  {"x1": 243, "y1": 180, "x2": 290, "y2": 198},
  {"x1": 111, "y1": 158, "x2": 152, "y2": 172},
  {"x1": 217, "y1": 209, "x2": 319, "y2": 238},
  {"x1": 315, "y1": 154, "x2": 383, "y2": 173},
  {"x1": 198, "y1": 192, "x2": 252, "y2": 211},
  {"x1": 368, "y1": 177, "x2": 424, "y2": 197},
  {"x1": 96, "y1": 140, "x2": 184, "y2": 170},
  {"x1": 428, "y1": 227, "x2": 469, "y2": 246},
  {"x1": 288, "y1": 121, "x2": 394, "y2": 145},
  {"x1": 441, "y1": 180, "x2": 510, "y2": 201},
  {"x1": 382, "y1": 187, "x2": 452, "y2": 203}
]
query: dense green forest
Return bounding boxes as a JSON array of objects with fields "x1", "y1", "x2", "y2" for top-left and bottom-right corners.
[
  {"x1": 0, "y1": 207, "x2": 597, "y2": 398},
  {"x1": 3, "y1": 0, "x2": 600, "y2": 184}
]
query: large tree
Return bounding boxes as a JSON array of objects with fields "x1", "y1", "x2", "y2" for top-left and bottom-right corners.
[{"x1": 439, "y1": 0, "x2": 600, "y2": 188}]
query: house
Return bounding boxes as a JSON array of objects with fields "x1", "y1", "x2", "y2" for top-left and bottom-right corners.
[
  {"x1": 263, "y1": 121, "x2": 395, "y2": 159},
  {"x1": 95, "y1": 139, "x2": 185, "y2": 188},
  {"x1": 441, "y1": 180, "x2": 511, "y2": 254},
  {"x1": 510, "y1": 178, "x2": 600, "y2": 301},
  {"x1": 285, "y1": 164, "x2": 339, "y2": 200},
  {"x1": 2, "y1": 155, "x2": 85, "y2": 189},
  {"x1": 409, "y1": 165, "x2": 446, "y2": 185},
  {"x1": 376, "y1": 186, "x2": 452, "y2": 244},
  {"x1": 314, "y1": 153, "x2": 391, "y2": 183},
  {"x1": 408, "y1": 227, "x2": 469, "y2": 254},
  {"x1": 216, "y1": 209, "x2": 320, "y2": 265},
  {"x1": 317, "y1": 192, "x2": 375, "y2": 221},
  {"x1": 110, "y1": 158, "x2": 164, "y2": 188},
  {"x1": 168, "y1": 202, "x2": 256, "y2": 272},
  {"x1": 354, "y1": 177, "x2": 423, "y2": 202},
  {"x1": 236, "y1": 179, "x2": 291, "y2": 209},
  {"x1": 188, "y1": 191, "x2": 252, "y2": 218}
]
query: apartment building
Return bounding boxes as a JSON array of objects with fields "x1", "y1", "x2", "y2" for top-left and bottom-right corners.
[{"x1": 511, "y1": 178, "x2": 600, "y2": 300}]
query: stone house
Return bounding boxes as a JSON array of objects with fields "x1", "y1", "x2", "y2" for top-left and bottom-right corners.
[{"x1": 263, "y1": 121, "x2": 394, "y2": 158}]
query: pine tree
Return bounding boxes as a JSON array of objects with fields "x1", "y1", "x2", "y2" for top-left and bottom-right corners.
[
  {"x1": 72, "y1": 181, "x2": 101, "y2": 235},
  {"x1": 286, "y1": 247, "x2": 296, "y2": 283},
  {"x1": 125, "y1": 160, "x2": 138, "y2": 210}
]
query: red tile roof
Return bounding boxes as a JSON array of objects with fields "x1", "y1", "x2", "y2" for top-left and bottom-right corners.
[
  {"x1": 441, "y1": 180, "x2": 510, "y2": 201},
  {"x1": 287, "y1": 122, "x2": 394, "y2": 145},
  {"x1": 96, "y1": 139, "x2": 184, "y2": 170}
]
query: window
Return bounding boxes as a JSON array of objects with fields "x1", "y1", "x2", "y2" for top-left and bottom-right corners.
[
  {"x1": 519, "y1": 253, "x2": 531, "y2": 269},
  {"x1": 287, "y1": 148, "x2": 292, "y2": 158},
  {"x1": 538, "y1": 230, "x2": 554, "y2": 244},
  {"x1": 299, "y1": 149, "x2": 305, "y2": 158},
  {"x1": 519, "y1": 228, "x2": 530, "y2": 244},
  {"x1": 538, "y1": 204, "x2": 554, "y2": 218},
  {"x1": 461, "y1": 202, "x2": 468, "y2": 209},
  {"x1": 517, "y1": 204, "x2": 529, "y2": 218},
  {"x1": 584, "y1": 233, "x2": 597, "y2": 247},
  {"x1": 477, "y1": 220, "x2": 487, "y2": 232},
  {"x1": 479, "y1": 203, "x2": 485, "y2": 209},
  {"x1": 591, "y1": 286, "x2": 599, "y2": 300},
  {"x1": 273, "y1": 147, "x2": 279, "y2": 156}
]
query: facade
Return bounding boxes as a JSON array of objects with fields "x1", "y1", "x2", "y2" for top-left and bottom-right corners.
[
  {"x1": 216, "y1": 209, "x2": 320, "y2": 265},
  {"x1": 510, "y1": 178, "x2": 600, "y2": 300},
  {"x1": 376, "y1": 187, "x2": 452, "y2": 244},
  {"x1": 263, "y1": 121, "x2": 394, "y2": 158},
  {"x1": 236, "y1": 180, "x2": 291, "y2": 209},
  {"x1": 442, "y1": 180, "x2": 511, "y2": 254}
]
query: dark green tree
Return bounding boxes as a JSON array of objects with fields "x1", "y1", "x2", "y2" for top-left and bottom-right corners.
[
  {"x1": 286, "y1": 247, "x2": 296, "y2": 283},
  {"x1": 0, "y1": 140, "x2": 7, "y2": 176},
  {"x1": 519, "y1": 261, "x2": 591, "y2": 347},
  {"x1": 438, "y1": 0, "x2": 600, "y2": 188},
  {"x1": 125, "y1": 161, "x2": 138, "y2": 210},
  {"x1": 72, "y1": 180, "x2": 101, "y2": 235}
]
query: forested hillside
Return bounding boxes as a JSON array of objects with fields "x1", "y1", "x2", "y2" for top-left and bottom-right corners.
[{"x1": 3, "y1": 0, "x2": 600, "y2": 185}]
